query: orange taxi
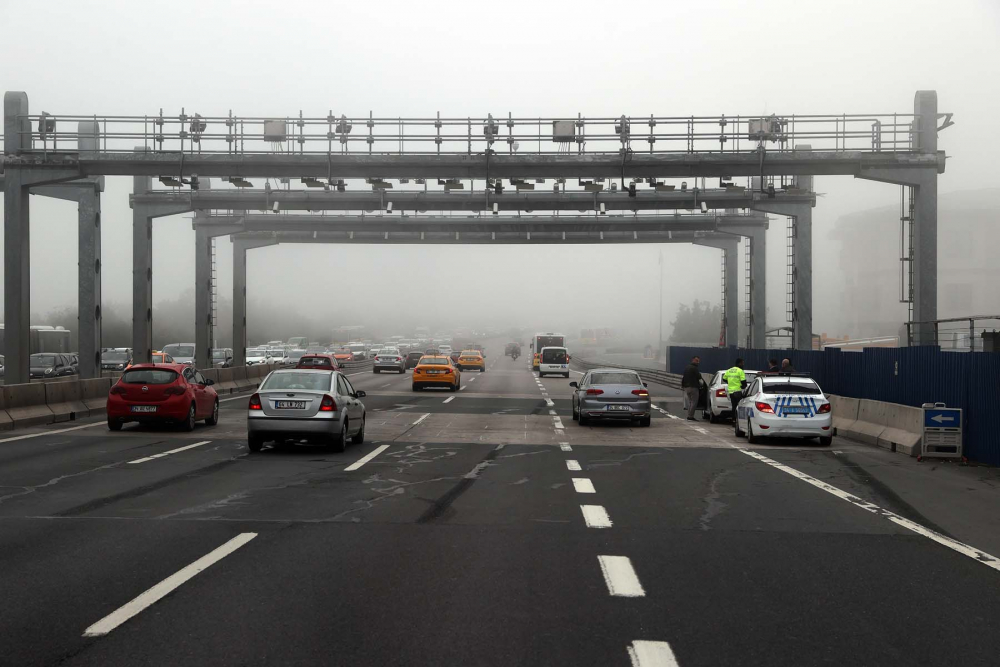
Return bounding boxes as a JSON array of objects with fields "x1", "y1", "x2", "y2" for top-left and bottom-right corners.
[
  {"x1": 332, "y1": 347, "x2": 354, "y2": 364},
  {"x1": 457, "y1": 350, "x2": 486, "y2": 372},
  {"x1": 125, "y1": 350, "x2": 175, "y2": 370},
  {"x1": 412, "y1": 355, "x2": 461, "y2": 392}
]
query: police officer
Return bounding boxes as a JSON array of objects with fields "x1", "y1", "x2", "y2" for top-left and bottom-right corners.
[{"x1": 723, "y1": 357, "x2": 746, "y2": 421}]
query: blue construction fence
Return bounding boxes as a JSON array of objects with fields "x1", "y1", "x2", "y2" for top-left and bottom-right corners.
[{"x1": 669, "y1": 345, "x2": 1000, "y2": 466}]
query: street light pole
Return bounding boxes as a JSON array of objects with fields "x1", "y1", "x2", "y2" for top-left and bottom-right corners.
[{"x1": 658, "y1": 249, "x2": 663, "y2": 359}]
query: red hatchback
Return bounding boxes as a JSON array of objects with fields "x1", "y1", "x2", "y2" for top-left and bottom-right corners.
[
  {"x1": 107, "y1": 364, "x2": 219, "y2": 431},
  {"x1": 296, "y1": 354, "x2": 340, "y2": 371}
]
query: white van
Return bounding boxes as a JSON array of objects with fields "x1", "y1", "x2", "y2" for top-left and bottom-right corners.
[{"x1": 538, "y1": 346, "x2": 570, "y2": 378}]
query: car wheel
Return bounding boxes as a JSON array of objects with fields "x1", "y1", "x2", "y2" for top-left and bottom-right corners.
[
  {"x1": 107, "y1": 418, "x2": 122, "y2": 432},
  {"x1": 248, "y1": 435, "x2": 264, "y2": 452},
  {"x1": 413, "y1": 385, "x2": 422, "y2": 391},
  {"x1": 572, "y1": 399, "x2": 579, "y2": 421},
  {"x1": 734, "y1": 416, "x2": 745, "y2": 438},
  {"x1": 205, "y1": 400, "x2": 219, "y2": 426},
  {"x1": 747, "y1": 421, "x2": 761, "y2": 444},
  {"x1": 640, "y1": 416, "x2": 651, "y2": 427},
  {"x1": 709, "y1": 410, "x2": 719, "y2": 424},
  {"x1": 450, "y1": 382, "x2": 458, "y2": 392},
  {"x1": 182, "y1": 403, "x2": 196, "y2": 432},
  {"x1": 579, "y1": 412, "x2": 589, "y2": 426},
  {"x1": 373, "y1": 368, "x2": 380, "y2": 374},
  {"x1": 351, "y1": 416, "x2": 366, "y2": 445},
  {"x1": 330, "y1": 421, "x2": 348, "y2": 453},
  {"x1": 818, "y1": 435, "x2": 833, "y2": 447}
]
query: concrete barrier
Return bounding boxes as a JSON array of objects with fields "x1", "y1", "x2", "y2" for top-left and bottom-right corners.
[
  {"x1": 0, "y1": 391, "x2": 13, "y2": 431},
  {"x1": 877, "y1": 403, "x2": 923, "y2": 456},
  {"x1": 80, "y1": 378, "x2": 112, "y2": 414},
  {"x1": 216, "y1": 367, "x2": 237, "y2": 394},
  {"x1": 845, "y1": 399, "x2": 887, "y2": 446},
  {"x1": 827, "y1": 395, "x2": 860, "y2": 436},
  {"x1": 44, "y1": 381, "x2": 89, "y2": 422},
  {"x1": 232, "y1": 366, "x2": 252, "y2": 390},
  {"x1": 3, "y1": 383, "x2": 54, "y2": 429},
  {"x1": 200, "y1": 369, "x2": 220, "y2": 386}
]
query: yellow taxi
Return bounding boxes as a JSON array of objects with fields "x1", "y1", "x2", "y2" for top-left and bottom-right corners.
[
  {"x1": 412, "y1": 355, "x2": 462, "y2": 392},
  {"x1": 457, "y1": 350, "x2": 486, "y2": 372}
]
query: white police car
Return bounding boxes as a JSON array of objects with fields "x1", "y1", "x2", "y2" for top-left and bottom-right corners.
[{"x1": 734, "y1": 374, "x2": 833, "y2": 446}]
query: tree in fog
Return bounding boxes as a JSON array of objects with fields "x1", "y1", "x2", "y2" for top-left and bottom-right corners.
[{"x1": 669, "y1": 300, "x2": 723, "y2": 345}]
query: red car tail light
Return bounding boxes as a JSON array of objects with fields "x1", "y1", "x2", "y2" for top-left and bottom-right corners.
[
  {"x1": 755, "y1": 401, "x2": 774, "y2": 414},
  {"x1": 374, "y1": 357, "x2": 380, "y2": 362},
  {"x1": 715, "y1": 388, "x2": 727, "y2": 397},
  {"x1": 817, "y1": 403, "x2": 831, "y2": 414},
  {"x1": 320, "y1": 395, "x2": 337, "y2": 412},
  {"x1": 632, "y1": 389, "x2": 649, "y2": 397},
  {"x1": 586, "y1": 388, "x2": 604, "y2": 396},
  {"x1": 443, "y1": 368, "x2": 453, "y2": 374},
  {"x1": 164, "y1": 385, "x2": 186, "y2": 396},
  {"x1": 249, "y1": 393, "x2": 262, "y2": 410},
  {"x1": 110, "y1": 385, "x2": 126, "y2": 396}
]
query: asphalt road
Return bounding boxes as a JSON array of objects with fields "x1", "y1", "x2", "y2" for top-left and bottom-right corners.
[{"x1": 1, "y1": 342, "x2": 999, "y2": 666}]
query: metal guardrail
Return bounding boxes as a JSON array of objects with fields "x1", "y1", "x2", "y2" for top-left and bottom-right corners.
[{"x1": 572, "y1": 358, "x2": 681, "y2": 390}]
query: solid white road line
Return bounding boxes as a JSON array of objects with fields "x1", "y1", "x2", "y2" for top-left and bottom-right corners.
[
  {"x1": 559, "y1": 443, "x2": 573, "y2": 452},
  {"x1": 443, "y1": 396, "x2": 455, "y2": 404},
  {"x1": 412, "y1": 413, "x2": 431, "y2": 426},
  {"x1": 628, "y1": 641, "x2": 680, "y2": 667},
  {"x1": 572, "y1": 477, "x2": 596, "y2": 494},
  {"x1": 739, "y1": 449, "x2": 1000, "y2": 573},
  {"x1": 0, "y1": 421, "x2": 105, "y2": 443},
  {"x1": 597, "y1": 555, "x2": 645, "y2": 597},
  {"x1": 82, "y1": 532, "x2": 257, "y2": 637},
  {"x1": 127, "y1": 441, "x2": 213, "y2": 465},
  {"x1": 566, "y1": 459, "x2": 582, "y2": 471},
  {"x1": 580, "y1": 504, "x2": 612, "y2": 529},
  {"x1": 219, "y1": 392, "x2": 254, "y2": 403},
  {"x1": 345, "y1": 444, "x2": 390, "y2": 471}
]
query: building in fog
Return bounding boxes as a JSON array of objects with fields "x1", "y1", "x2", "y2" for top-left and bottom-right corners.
[{"x1": 827, "y1": 188, "x2": 1000, "y2": 339}]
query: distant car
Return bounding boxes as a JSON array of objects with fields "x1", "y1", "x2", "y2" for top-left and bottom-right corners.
[
  {"x1": 735, "y1": 374, "x2": 833, "y2": 446},
  {"x1": 707, "y1": 370, "x2": 759, "y2": 423},
  {"x1": 0, "y1": 354, "x2": 5, "y2": 378},
  {"x1": 284, "y1": 349, "x2": 307, "y2": 367},
  {"x1": 246, "y1": 348, "x2": 272, "y2": 365},
  {"x1": 373, "y1": 348, "x2": 405, "y2": 374},
  {"x1": 438, "y1": 345, "x2": 454, "y2": 356},
  {"x1": 457, "y1": 350, "x2": 486, "y2": 372},
  {"x1": 126, "y1": 350, "x2": 175, "y2": 369},
  {"x1": 162, "y1": 343, "x2": 196, "y2": 367},
  {"x1": 296, "y1": 354, "x2": 340, "y2": 371},
  {"x1": 570, "y1": 368, "x2": 651, "y2": 427},
  {"x1": 412, "y1": 355, "x2": 461, "y2": 392},
  {"x1": 538, "y1": 346, "x2": 570, "y2": 378},
  {"x1": 69, "y1": 354, "x2": 80, "y2": 374},
  {"x1": 424, "y1": 348, "x2": 440, "y2": 356},
  {"x1": 212, "y1": 348, "x2": 234, "y2": 368},
  {"x1": 505, "y1": 343, "x2": 516, "y2": 356},
  {"x1": 268, "y1": 348, "x2": 288, "y2": 365},
  {"x1": 247, "y1": 369, "x2": 367, "y2": 453},
  {"x1": 101, "y1": 348, "x2": 133, "y2": 371},
  {"x1": 29, "y1": 353, "x2": 75, "y2": 379},
  {"x1": 107, "y1": 364, "x2": 219, "y2": 431},
  {"x1": 405, "y1": 350, "x2": 424, "y2": 369},
  {"x1": 333, "y1": 348, "x2": 354, "y2": 364}
]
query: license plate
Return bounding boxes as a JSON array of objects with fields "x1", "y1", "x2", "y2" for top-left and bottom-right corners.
[
  {"x1": 131, "y1": 405, "x2": 157, "y2": 413},
  {"x1": 606, "y1": 405, "x2": 631, "y2": 411},
  {"x1": 783, "y1": 406, "x2": 810, "y2": 414},
  {"x1": 275, "y1": 400, "x2": 307, "y2": 409},
  {"x1": 427, "y1": 370, "x2": 445, "y2": 374}
]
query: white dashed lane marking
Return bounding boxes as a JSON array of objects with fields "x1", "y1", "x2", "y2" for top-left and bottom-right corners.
[
  {"x1": 580, "y1": 504, "x2": 612, "y2": 528},
  {"x1": 566, "y1": 459, "x2": 582, "y2": 471},
  {"x1": 597, "y1": 555, "x2": 645, "y2": 597},
  {"x1": 559, "y1": 443, "x2": 572, "y2": 451},
  {"x1": 572, "y1": 478, "x2": 596, "y2": 494},
  {"x1": 345, "y1": 444, "x2": 390, "y2": 471},
  {"x1": 128, "y1": 441, "x2": 212, "y2": 465},
  {"x1": 628, "y1": 641, "x2": 680, "y2": 667}
]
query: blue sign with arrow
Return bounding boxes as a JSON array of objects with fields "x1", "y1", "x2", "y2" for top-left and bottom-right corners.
[{"x1": 924, "y1": 408, "x2": 962, "y2": 429}]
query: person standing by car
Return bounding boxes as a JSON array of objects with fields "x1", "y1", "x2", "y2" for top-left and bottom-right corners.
[
  {"x1": 781, "y1": 358, "x2": 796, "y2": 373},
  {"x1": 764, "y1": 358, "x2": 779, "y2": 374},
  {"x1": 681, "y1": 356, "x2": 702, "y2": 421},
  {"x1": 723, "y1": 358, "x2": 746, "y2": 420}
]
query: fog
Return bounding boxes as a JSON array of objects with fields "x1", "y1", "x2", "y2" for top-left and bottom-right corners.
[{"x1": 2, "y1": 0, "x2": 999, "y2": 348}]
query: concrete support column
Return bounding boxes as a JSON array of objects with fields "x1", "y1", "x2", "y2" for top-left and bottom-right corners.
[
  {"x1": 912, "y1": 91, "x2": 938, "y2": 343},
  {"x1": 194, "y1": 225, "x2": 213, "y2": 370},
  {"x1": 77, "y1": 185, "x2": 102, "y2": 378},
  {"x1": 748, "y1": 229, "x2": 767, "y2": 348},
  {"x1": 132, "y1": 174, "x2": 154, "y2": 364},
  {"x1": 232, "y1": 240, "x2": 249, "y2": 367},
  {"x1": 4, "y1": 92, "x2": 31, "y2": 385},
  {"x1": 793, "y1": 165, "x2": 813, "y2": 351},
  {"x1": 695, "y1": 235, "x2": 740, "y2": 347}
]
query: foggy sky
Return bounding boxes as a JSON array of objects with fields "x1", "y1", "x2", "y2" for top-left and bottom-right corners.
[{"x1": 2, "y1": 0, "x2": 998, "y2": 342}]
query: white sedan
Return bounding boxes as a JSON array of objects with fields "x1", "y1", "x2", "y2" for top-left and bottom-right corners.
[
  {"x1": 707, "y1": 369, "x2": 759, "y2": 422},
  {"x1": 734, "y1": 374, "x2": 833, "y2": 446}
]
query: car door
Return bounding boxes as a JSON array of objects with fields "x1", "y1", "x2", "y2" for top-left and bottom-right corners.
[
  {"x1": 335, "y1": 375, "x2": 357, "y2": 429},
  {"x1": 739, "y1": 378, "x2": 760, "y2": 423},
  {"x1": 194, "y1": 370, "x2": 215, "y2": 414},
  {"x1": 184, "y1": 368, "x2": 206, "y2": 417},
  {"x1": 575, "y1": 372, "x2": 590, "y2": 412},
  {"x1": 342, "y1": 375, "x2": 363, "y2": 424}
]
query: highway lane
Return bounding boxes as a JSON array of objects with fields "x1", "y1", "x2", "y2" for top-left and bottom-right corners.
[{"x1": 0, "y1": 346, "x2": 999, "y2": 665}]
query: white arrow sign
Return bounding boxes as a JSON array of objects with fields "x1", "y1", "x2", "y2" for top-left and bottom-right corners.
[{"x1": 931, "y1": 414, "x2": 956, "y2": 424}]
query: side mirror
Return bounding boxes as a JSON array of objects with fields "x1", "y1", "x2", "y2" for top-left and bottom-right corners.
[
  {"x1": 205, "y1": 379, "x2": 215, "y2": 386},
  {"x1": 355, "y1": 390, "x2": 367, "y2": 398},
  {"x1": 643, "y1": 382, "x2": 648, "y2": 388},
  {"x1": 569, "y1": 381, "x2": 578, "y2": 388}
]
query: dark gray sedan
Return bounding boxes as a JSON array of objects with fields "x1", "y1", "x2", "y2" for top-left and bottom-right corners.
[{"x1": 570, "y1": 368, "x2": 651, "y2": 427}]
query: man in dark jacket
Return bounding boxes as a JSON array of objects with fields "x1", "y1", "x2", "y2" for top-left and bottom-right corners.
[
  {"x1": 764, "y1": 358, "x2": 779, "y2": 374},
  {"x1": 681, "y1": 356, "x2": 702, "y2": 421}
]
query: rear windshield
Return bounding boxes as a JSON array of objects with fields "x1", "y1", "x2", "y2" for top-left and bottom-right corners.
[
  {"x1": 420, "y1": 357, "x2": 450, "y2": 365},
  {"x1": 380, "y1": 349, "x2": 398, "y2": 355},
  {"x1": 590, "y1": 372, "x2": 641, "y2": 385},
  {"x1": 102, "y1": 351, "x2": 129, "y2": 362},
  {"x1": 31, "y1": 354, "x2": 58, "y2": 366},
  {"x1": 408, "y1": 351, "x2": 424, "y2": 359},
  {"x1": 764, "y1": 382, "x2": 821, "y2": 394},
  {"x1": 298, "y1": 356, "x2": 333, "y2": 367},
  {"x1": 261, "y1": 372, "x2": 333, "y2": 391},
  {"x1": 542, "y1": 349, "x2": 568, "y2": 363},
  {"x1": 163, "y1": 345, "x2": 194, "y2": 357},
  {"x1": 122, "y1": 369, "x2": 178, "y2": 385}
]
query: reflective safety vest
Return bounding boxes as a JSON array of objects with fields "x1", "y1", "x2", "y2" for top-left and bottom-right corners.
[{"x1": 723, "y1": 366, "x2": 745, "y2": 394}]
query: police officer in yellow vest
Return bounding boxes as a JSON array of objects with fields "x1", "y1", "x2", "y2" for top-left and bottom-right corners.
[{"x1": 722, "y1": 358, "x2": 747, "y2": 421}]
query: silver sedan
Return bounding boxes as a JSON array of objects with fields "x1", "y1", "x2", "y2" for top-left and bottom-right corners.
[
  {"x1": 570, "y1": 368, "x2": 652, "y2": 427},
  {"x1": 247, "y1": 369, "x2": 366, "y2": 453}
]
